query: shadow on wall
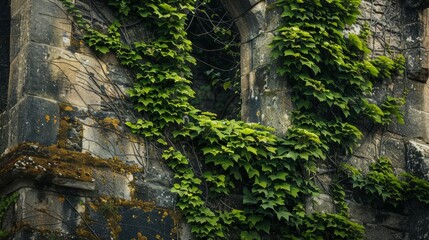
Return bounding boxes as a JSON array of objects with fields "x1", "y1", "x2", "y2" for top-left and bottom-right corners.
[{"x1": 0, "y1": 0, "x2": 10, "y2": 112}]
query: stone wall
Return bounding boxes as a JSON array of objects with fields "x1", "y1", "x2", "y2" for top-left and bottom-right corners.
[
  {"x1": 0, "y1": 0, "x2": 183, "y2": 239},
  {"x1": 349, "y1": 0, "x2": 429, "y2": 239},
  {"x1": 226, "y1": 0, "x2": 429, "y2": 239},
  {"x1": 1, "y1": 0, "x2": 429, "y2": 239}
]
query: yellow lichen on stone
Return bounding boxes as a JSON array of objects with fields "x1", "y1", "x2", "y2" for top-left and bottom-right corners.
[
  {"x1": 101, "y1": 117, "x2": 121, "y2": 130},
  {"x1": 161, "y1": 210, "x2": 169, "y2": 222},
  {"x1": 137, "y1": 232, "x2": 148, "y2": 240},
  {"x1": 58, "y1": 119, "x2": 70, "y2": 149},
  {"x1": 0, "y1": 143, "x2": 141, "y2": 185},
  {"x1": 64, "y1": 106, "x2": 74, "y2": 111}
]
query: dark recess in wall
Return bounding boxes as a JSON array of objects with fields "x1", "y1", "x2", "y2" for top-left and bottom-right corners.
[{"x1": 0, "y1": 0, "x2": 10, "y2": 112}]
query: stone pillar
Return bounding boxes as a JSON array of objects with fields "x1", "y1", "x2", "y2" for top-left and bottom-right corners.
[
  {"x1": 222, "y1": 0, "x2": 292, "y2": 134},
  {"x1": 0, "y1": 1, "x2": 181, "y2": 239},
  {"x1": 403, "y1": 3, "x2": 429, "y2": 239}
]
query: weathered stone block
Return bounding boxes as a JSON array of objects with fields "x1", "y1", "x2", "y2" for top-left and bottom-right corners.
[
  {"x1": 85, "y1": 202, "x2": 111, "y2": 239},
  {"x1": 106, "y1": 62, "x2": 133, "y2": 87},
  {"x1": 0, "y1": 69, "x2": 9, "y2": 112},
  {"x1": 23, "y1": 43, "x2": 61, "y2": 99},
  {"x1": 377, "y1": 212, "x2": 409, "y2": 231},
  {"x1": 8, "y1": 96, "x2": 59, "y2": 148},
  {"x1": 259, "y1": 90, "x2": 292, "y2": 135},
  {"x1": 265, "y1": 2, "x2": 281, "y2": 32},
  {"x1": 12, "y1": 43, "x2": 103, "y2": 108},
  {"x1": 389, "y1": 107, "x2": 429, "y2": 142},
  {"x1": 13, "y1": 188, "x2": 85, "y2": 234},
  {"x1": 10, "y1": 0, "x2": 30, "y2": 61},
  {"x1": 348, "y1": 201, "x2": 410, "y2": 240},
  {"x1": 8, "y1": 43, "x2": 28, "y2": 106},
  {"x1": 403, "y1": 22, "x2": 425, "y2": 49},
  {"x1": 118, "y1": 206, "x2": 177, "y2": 240},
  {"x1": 81, "y1": 199, "x2": 180, "y2": 240},
  {"x1": 348, "y1": 200, "x2": 377, "y2": 224},
  {"x1": 359, "y1": 1, "x2": 373, "y2": 20},
  {"x1": 347, "y1": 132, "x2": 380, "y2": 172},
  {"x1": 404, "y1": 80, "x2": 429, "y2": 112},
  {"x1": 254, "y1": 62, "x2": 286, "y2": 91},
  {"x1": 9, "y1": 41, "x2": 117, "y2": 109},
  {"x1": 134, "y1": 181, "x2": 176, "y2": 208},
  {"x1": 348, "y1": 156, "x2": 376, "y2": 173},
  {"x1": 144, "y1": 147, "x2": 174, "y2": 187},
  {"x1": 56, "y1": 52, "x2": 105, "y2": 109},
  {"x1": 240, "y1": 41, "x2": 252, "y2": 75},
  {"x1": 81, "y1": 117, "x2": 145, "y2": 166},
  {"x1": 380, "y1": 133, "x2": 406, "y2": 171},
  {"x1": 409, "y1": 207, "x2": 429, "y2": 240},
  {"x1": 306, "y1": 194, "x2": 335, "y2": 214},
  {"x1": 93, "y1": 169, "x2": 133, "y2": 200},
  {"x1": 252, "y1": 34, "x2": 274, "y2": 70},
  {"x1": 241, "y1": 71, "x2": 262, "y2": 124},
  {"x1": 241, "y1": 65, "x2": 293, "y2": 133},
  {"x1": 365, "y1": 224, "x2": 408, "y2": 240},
  {"x1": 29, "y1": 0, "x2": 72, "y2": 49},
  {"x1": 354, "y1": 133, "x2": 380, "y2": 160},
  {"x1": 406, "y1": 140, "x2": 429, "y2": 180},
  {"x1": 404, "y1": 48, "x2": 428, "y2": 82}
]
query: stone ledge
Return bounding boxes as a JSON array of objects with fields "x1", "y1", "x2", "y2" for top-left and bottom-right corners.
[
  {"x1": 0, "y1": 143, "x2": 139, "y2": 191},
  {"x1": 52, "y1": 177, "x2": 95, "y2": 191}
]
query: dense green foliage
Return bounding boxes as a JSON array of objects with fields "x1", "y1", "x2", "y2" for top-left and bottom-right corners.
[
  {"x1": 344, "y1": 157, "x2": 429, "y2": 208},
  {"x1": 0, "y1": 192, "x2": 18, "y2": 238},
  {"x1": 187, "y1": 2, "x2": 241, "y2": 119},
  {"x1": 271, "y1": 0, "x2": 405, "y2": 156},
  {"x1": 59, "y1": 0, "x2": 429, "y2": 239}
]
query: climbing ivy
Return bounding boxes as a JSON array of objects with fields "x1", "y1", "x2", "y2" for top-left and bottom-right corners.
[
  {"x1": 0, "y1": 192, "x2": 18, "y2": 238},
  {"x1": 187, "y1": 1, "x2": 241, "y2": 119},
  {"x1": 59, "y1": 0, "x2": 423, "y2": 239},
  {"x1": 344, "y1": 157, "x2": 429, "y2": 209},
  {"x1": 271, "y1": 0, "x2": 406, "y2": 155}
]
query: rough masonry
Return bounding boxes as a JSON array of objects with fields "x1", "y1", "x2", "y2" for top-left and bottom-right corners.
[{"x1": 0, "y1": 0, "x2": 429, "y2": 239}]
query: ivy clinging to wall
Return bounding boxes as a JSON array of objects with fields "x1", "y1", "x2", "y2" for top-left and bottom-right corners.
[
  {"x1": 271, "y1": 0, "x2": 406, "y2": 157},
  {"x1": 59, "y1": 0, "x2": 422, "y2": 239},
  {"x1": 343, "y1": 157, "x2": 429, "y2": 209},
  {"x1": 187, "y1": 1, "x2": 241, "y2": 119},
  {"x1": 0, "y1": 192, "x2": 18, "y2": 238}
]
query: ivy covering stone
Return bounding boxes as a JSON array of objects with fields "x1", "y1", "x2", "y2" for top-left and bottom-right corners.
[{"x1": 59, "y1": 0, "x2": 429, "y2": 239}]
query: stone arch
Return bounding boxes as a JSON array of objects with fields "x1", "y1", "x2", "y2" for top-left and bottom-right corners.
[
  {"x1": 220, "y1": 1, "x2": 266, "y2": 43},
  {"x1": 221, "y1": 0, "x2": 292, "y2": 134}
]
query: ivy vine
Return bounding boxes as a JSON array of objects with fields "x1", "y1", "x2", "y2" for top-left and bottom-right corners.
[
  {"x1": 344, "y1": 157, "x2": 429, "y2": 209},
  {"x1": 59, "y1": 0, "x2": 428, "y2": 239},
  {"x1": 0, "y1": 192, "x2": 18, "y2": 238}
]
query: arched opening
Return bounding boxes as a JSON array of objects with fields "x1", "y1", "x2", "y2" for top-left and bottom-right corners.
[
  {"x1": 217, "y1": 1, "x2": 292, "y2": 133},
  {"x1": 187, "y1": 0, "x2": 271, "y2": 121},
  {"x1": 0, "y1": 0, "x2": 10, "y2": 111},
  {"x1": 187, "y1": 1, "x2": 241, "y2": 119}
]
